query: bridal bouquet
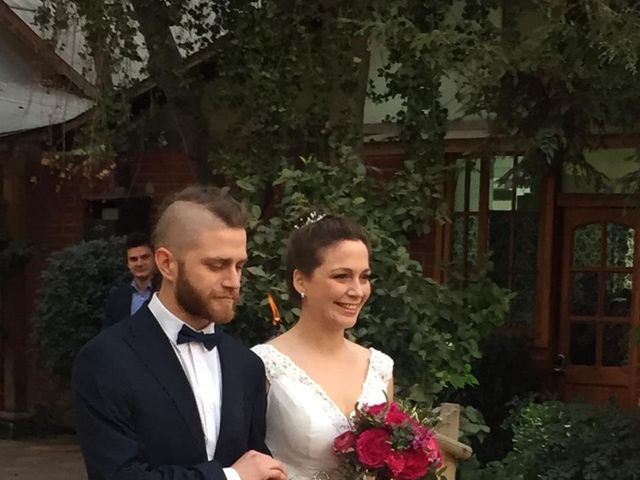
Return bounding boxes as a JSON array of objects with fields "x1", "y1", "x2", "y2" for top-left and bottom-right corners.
[{"x1": 332, "y1": 401, "x2": 443, "y2": 480}]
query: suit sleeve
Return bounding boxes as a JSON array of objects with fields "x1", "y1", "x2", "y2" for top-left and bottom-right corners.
[
  {"x1": 247, "y1": 358, "x2": 270, "y2": 456},
  {"x1": 72, "y1": 343, "x2": 227, "y2": 480}
]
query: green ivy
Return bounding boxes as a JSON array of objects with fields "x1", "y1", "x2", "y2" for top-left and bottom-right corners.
[{"x1": 31, "y1": 237, "x2": 128, "y2": 383}]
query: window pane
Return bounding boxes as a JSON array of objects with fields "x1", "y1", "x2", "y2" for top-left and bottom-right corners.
[
  {"x1": 513, "y1": 214, "x2": 539, "y2": 272},
  {"x1": 607, "y1": 224, "x2": 635, "y2": 268},
  {"x1": 571, "y1": 272, "x2": 598, "y2": 316},
  {"x1": 452, "y1": 215, "x2": 465, "y2": 262},
  {"x1": 605, "y1": 273, "x2": 632, "y2": 317},
  {"x1": 489, "y1": 212, "x2": 510, "y2": 274},
  {"x1": 510, "y1": 273, "x2": 536, "y2": 325},
  {"x1": 516, "y1": 185, "x2": 540, "y2": 212},
  {"x1": 467, "y1": 215, "x2": 478, "y2": 264},
  {"x1": 602, "y1": 324, "x2": 629, "y2": 366},
  {"x1": 489, "y1": 156, "x2": 514, "y2": 211},
  {"x1": 573, "y1": 224, "x2": 602, "y2": 267},
  {"x1": 454, "y1": 160, "x2": 481, "y2": 213},
  {"x1": 570, "y1": 322, "x2": 596, "y2": 366},
  {"x1": 452, "y1": 215, "x2": 478, "y2": 265}
]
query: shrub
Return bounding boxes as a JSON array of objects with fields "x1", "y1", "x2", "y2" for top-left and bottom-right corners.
[
  {"x1": 32, "y1": 237, "x2": 128, "y2": 383},
  {"x1": 442, "y1": 334, "x2": 540, "y2": 463},
  {"x1": 461, "y1": 400, "x2": 640, "y2": 480}
]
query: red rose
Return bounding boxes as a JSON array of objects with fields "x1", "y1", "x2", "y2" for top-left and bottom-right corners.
[
  {"x1": 365, "y1": 402, "x2": 387, "y2": 418},
  {"x1": 400, "y1": 449, "x2": 430, "y2": 480},
  {"x1": 356, "y1": 428, "x2": 392, "y2": 468},
  {"x1": 385, "y1": 451, "x2": 406, "y2": 477},
  {"x1": 385, "y1": 402, "x2": 410, "y2": 425},
  {"x1": 333, "y1": 430, "x2": 357, "y2": 453}
]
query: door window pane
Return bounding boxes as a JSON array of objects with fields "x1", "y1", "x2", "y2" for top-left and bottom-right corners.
[
  {"x1": 602, "y1": 324, "x2": 629, "y2": 366},
  {"x1": 607, "y1": 224, "x2": 635, "y2": 268},
  {"x1": 573, "y1": 224, "x2": 602, "y2": 267},
  {"x1": 571, "y1": 272, "x2": 598, "y2": 316},
  {"x1": 605, "y1": 273, "x2": 632, "y2": 316},
  {"x1": 570, "y1": 322, "x2": 596, "y2": 365}
]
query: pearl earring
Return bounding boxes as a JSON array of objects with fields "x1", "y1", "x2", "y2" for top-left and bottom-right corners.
[{"x1": 300, "y1": 292, "x2": 305, "y2": 299}]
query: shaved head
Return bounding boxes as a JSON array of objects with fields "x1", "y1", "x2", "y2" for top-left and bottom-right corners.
[
  {"x1": 152, "y1": 185, "x2": 248, "y2": 259},
  {"x1": 154, "y1": 201, "x2": 225, "y2": 258}
]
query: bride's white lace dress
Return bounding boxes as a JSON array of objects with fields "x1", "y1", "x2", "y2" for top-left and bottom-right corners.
[{"x1": 252, "y1": 344, "x2": 394, "y2": 480}]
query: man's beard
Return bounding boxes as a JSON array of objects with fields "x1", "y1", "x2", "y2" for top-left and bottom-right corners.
[{"x1": 175, "y1": 262, "x2": 237, "y2": 324}]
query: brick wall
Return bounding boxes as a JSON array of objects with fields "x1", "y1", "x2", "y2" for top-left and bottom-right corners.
[{"x1": 23, "y1": 149, "x2": 194, "y2": 409}]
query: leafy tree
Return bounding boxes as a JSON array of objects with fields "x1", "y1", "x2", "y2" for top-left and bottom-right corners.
[
  {"x1": 456, "y1": 0, "x2": 640, "y2": 183},
  {"x1": 36, "y1": 1, "x2": 374, "y2": 186}
]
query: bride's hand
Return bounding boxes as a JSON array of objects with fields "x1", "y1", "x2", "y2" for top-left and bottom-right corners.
[{"x1": 232, "y1": 450, "x2": 287, "y2": 480}]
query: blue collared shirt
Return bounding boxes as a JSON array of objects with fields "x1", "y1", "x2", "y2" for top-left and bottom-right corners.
[{"x1": 130, "y1": 280, "x2": 153, "y2": 315}]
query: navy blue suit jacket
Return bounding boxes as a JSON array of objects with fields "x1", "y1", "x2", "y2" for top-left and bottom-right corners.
[
  {"x1": 73, "y1": 306, "x2": 269, "y2": 480},
  {"x1": 103, "y1": 282, "x2": 157, "y2": 330}
]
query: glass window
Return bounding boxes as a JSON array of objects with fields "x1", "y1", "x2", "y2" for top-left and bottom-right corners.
[{"x1": 452, "y1": 156, "x2": 541, "y2": 327}]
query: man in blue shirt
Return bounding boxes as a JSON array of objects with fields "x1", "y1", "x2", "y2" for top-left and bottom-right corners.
[{"x1": 103, "y1": 232, "x2": 157, "y2": 329}]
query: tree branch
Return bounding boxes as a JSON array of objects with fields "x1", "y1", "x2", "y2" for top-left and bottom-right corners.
[{"x1": 129, "y1": 0, "x2": 216, "y2": 184}]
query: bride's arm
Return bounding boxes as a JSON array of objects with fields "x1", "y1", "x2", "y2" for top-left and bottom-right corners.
[{"x1": 387, "y1": 376, "x2": 394, "y2": 401}]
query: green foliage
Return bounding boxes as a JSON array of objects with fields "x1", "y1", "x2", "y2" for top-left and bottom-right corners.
[
  {"x1": 441, "y1": 334, "x2": 540, "y2": 463},
  {"x1": 460, "y1": 400, "x2": 640, "y2": 480},
  {"x1": 226, "y1": 156, "x2": 510, "y2": 403},
  {"x1": 31, "y1": 237, "x2": 128, "y2": 383},
  {"x1": 458, "y1": 0, "x2": 640, "y2": 181}
]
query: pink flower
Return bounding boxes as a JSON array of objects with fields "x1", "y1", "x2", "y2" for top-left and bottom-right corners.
[
  {"x1": 333, "y1": 430, "x2": 357, "y2": 453},
  {"x1": 365, "y1": 402, "x2": 387, "y2": 418},
  {"x1": 355, "y1": 428, "x2": 391, "y2": 468},
  {"x1": 385, "y1": 451, "x2": 406, "y2": 477},
  {"x1": 399, "y1": 449, "x2": 431, "y2": 480},
  {"x1": 424, "y1": 436, "x2": 443, "y2": 468},
  {"x1": 385, "y1": 402, "x2": 410, "y2": 425}
]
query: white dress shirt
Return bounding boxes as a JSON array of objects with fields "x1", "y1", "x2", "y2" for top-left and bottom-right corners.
[{"x1": 149, "y1": 294, "x2": 240, "y2": 480}]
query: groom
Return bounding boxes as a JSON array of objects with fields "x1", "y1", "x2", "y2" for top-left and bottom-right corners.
[{"x1": 72, "y1": 186, "x2": 286, "y2": 480}]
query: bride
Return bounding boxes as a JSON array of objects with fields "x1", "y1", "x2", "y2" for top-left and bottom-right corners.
[{"x1": 253, "y1": 214, "x2": 394, "y2": 479}]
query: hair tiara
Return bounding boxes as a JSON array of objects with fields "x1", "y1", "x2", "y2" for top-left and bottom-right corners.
[{"x1": 294, "y1": 211, "x2": 327, "y2": 230}]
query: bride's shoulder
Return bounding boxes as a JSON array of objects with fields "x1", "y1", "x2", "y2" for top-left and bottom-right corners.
[
  {"x1": 347, "y1": 341, "x2": 394, "y2": 375},
  {"x1": 251, "y1": 342, "x2": 285, "y2": 380},
  {"x1": 362, "y1": 344, "x2": 394, "y2": 382}
]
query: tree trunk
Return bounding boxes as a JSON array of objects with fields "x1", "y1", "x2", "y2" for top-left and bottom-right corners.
[{"x1": 130, "y1": 0, "x2": 216, "y2": 184}]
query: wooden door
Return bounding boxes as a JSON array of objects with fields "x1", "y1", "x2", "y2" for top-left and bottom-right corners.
[{"x1": 559, "y1": 207, "x2": 640, "y2": 407}]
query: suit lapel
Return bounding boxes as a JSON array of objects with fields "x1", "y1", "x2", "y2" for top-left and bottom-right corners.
[
  {"x1": 215, "y1": 332, "x2": 242, "y2": 459},
  {"x1": 123, "y1": 307, "x2": 207, "y2": 458}
]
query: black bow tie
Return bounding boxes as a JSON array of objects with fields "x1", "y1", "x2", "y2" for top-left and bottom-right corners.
[{"x1": 176, "y1": 324, "x2": 220, "y2": 351}]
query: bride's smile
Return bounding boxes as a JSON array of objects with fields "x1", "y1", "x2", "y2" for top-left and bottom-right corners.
[{"x1": 294, "y1": 239, "x2": 372, "y2": 329}]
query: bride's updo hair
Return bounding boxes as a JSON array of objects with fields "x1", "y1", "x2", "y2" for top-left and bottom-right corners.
[{"x1": 286, "y1": 213, "x2": 370, "y2": 304}]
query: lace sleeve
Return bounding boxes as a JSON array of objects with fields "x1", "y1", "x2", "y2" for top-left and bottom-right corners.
[
  {"x1": 369, "y1": 348, "x2": 394, "y2": 386},
  {"x1": 251, "y1": 344, "x2": 282, "y2": 383}
]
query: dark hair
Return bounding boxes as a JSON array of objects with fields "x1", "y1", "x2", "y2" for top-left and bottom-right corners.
[
  {"x1": 126, "y1": 231, "x2": 151, "y2": 251},
  {"x1": 286, "y1": 214, "x2": 370, "y2": 304},
  {"x1": 153, "y1": 186, "x2": 248, "y2": 246}
]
